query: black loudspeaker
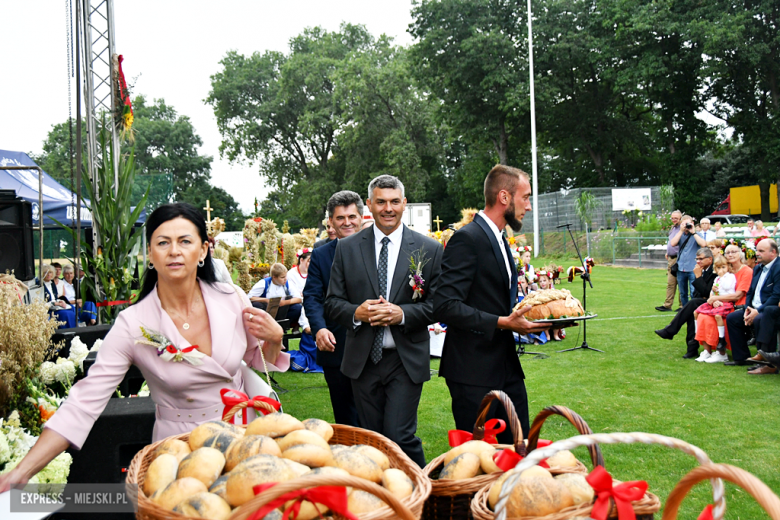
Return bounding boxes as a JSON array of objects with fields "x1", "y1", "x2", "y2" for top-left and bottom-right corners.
[
  {"x1": 0, "y1": 195, "x2": 34, "y2": 280},
  {"x1": 50, "y1": 324, "x2": 112, "y2": 361},
  {"x1": 82, "y1": 351, "x2": 146, "y2": 397}
]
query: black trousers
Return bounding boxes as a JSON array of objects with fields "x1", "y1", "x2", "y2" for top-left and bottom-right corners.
[
  {"x1": 322, "y1": 365, "x2": 360, "y2": 427},
  {"x1": 446, "y1": 369, "x2": 530, "y2": 446},
  {"x1": 350, "y1": 349, "x2": 426, "y2": 467},
  {"x1": 727, "y1": 307, "x2": 779, "y2": 361},
  {"x1": 663, "y1": 297, "x2": 706, "y2": 355}
]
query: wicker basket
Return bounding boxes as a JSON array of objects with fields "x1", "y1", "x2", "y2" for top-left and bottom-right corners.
[
  {"x1": 481, "y1": 432, "x2": 727, "y2": 520},
  {"x1": 422, "y1": 392, "x2": 600, "y2": 520},
  {"x1": 663, "y1": 463, "x2": 780, "y2": 520},
  {"x1": 126, "y1": 423, "x2": 431, "y2": 520}
]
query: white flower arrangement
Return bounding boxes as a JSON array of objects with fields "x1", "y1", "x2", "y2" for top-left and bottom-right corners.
[
  {"x1": 90, "y1": 338, "x2": 103, "y2": 352},
  {"x1": 54, "y1": 358, "x2": 77, "y2": 387},
  {"x1": 68, "y1": 337, "x2": 90, "y2": 373},
  {"x1": 0, "y1": 411, "x2": 72, "y2": 485}
]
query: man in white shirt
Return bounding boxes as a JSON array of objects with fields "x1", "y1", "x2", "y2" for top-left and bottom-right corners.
[
  {"x1": 325, "y1": 175, "x2": 443, "y2": 467},
  {"x1": 698, "y1": 218, "x2": 717, "y2": 242}
]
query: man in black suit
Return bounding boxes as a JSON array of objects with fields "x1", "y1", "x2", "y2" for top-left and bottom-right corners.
[
  {"x1": 325, "y1": 175, "x2": 443, "y2": 467},
  {"x1": 434, "y1": 165, "x2": 550, "y2": 443},
  {"x1": 726, "y1": 239, "x2": 780, "y2": 367},
  {"x1": 303, "y1": 191, "x2": 363, "y2": 426},
  {"x1": 654, "y1": 248, "x2": 716, "y2": 358}
]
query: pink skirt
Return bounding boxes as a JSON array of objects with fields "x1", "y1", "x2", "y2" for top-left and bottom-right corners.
[{"x1": 696, "y1": 302, "x2": 734, "y2": 316}]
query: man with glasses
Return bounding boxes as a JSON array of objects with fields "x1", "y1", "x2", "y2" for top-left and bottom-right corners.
[
  {"x1": 655, "y1": 248, "x2": 716, "y2": 358},
  {"x1": 656, "y1": 210, "x2": 682, "y2": 312}
]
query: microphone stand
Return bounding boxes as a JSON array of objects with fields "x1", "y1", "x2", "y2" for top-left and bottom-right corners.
[{"x1": 556, "y1": 223, "x2": 603, "y2": 353}]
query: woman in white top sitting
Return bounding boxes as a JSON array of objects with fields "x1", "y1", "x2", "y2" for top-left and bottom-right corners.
[{"x1": 40, "y1": 264, "x2": 76, "y2": 328}]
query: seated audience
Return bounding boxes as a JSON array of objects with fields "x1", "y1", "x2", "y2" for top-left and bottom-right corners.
[
  {"x1": 694, "y1": 245, "x2": 752, "y2": 362},
  {"x1": 752, "y1": 220, "x2": 770, "y2": 239},
  {"x1": 654, "y1": 247, "x2": 715, "y2": 357},
  {"x1": 744, "y1": 219, "x2": 755, "y2": 238},
  {"x1": 698, "y1": 218, "x2": 717, "y2": 241},
  {"x1": 40, "y1": 264, "x2": 76, "y2": 329},
  {"x1": 692, "y1": 256, "x2": 737, "y2": 362},
  {"x1": 724, "y1": 239, "x2": 780, "y2": 369},
  {"x1": 713, "y1": 221, "x2": 726, "y2": 237},
  {"x1": 61, "y1": 264, "x2": 97, "y2": 325},
  {"x1": 707, "y1": 239, "x2": 724, "y2": 258}
]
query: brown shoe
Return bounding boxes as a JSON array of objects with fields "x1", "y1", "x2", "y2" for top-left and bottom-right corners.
[
  {"x1": 747, "y1": 365, "x2": 778, "y2": 375},
  {"x1": 748, "y1": 353, "x2": 766, "y2": 362}
]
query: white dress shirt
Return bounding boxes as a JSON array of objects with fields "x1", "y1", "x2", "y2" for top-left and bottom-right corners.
[
  {"x1": 752, "y1": 258, "x2": 776, "y2": 309},
  {"x1": 478, "y1": 210, "x2": 512, "y2": 289}
]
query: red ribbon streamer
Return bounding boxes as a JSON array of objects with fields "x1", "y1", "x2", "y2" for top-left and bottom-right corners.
[
  {"x1": 586, "y1": 465, "x2": 648, "y2": 520},
  {"x1": 493, "y1": 449, "x2": 551, "y2": 472},
  {"x1": 220, "y1": 389, "x2": 281, "y2": 424},
  {"x1": 448, "y1": 418, "x2": 506, "y2": 447},
  {"x1": 247, "y1": 483, "x2": 360, "y2": 520},
  {"x1": 698, "y1": 504, "x2": 714, "y2": 520},
  {"x1": 96, "y1": 299, "x2": 132, "y2": 307}
]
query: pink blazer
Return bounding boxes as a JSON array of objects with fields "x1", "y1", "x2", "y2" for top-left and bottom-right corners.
[{"x1": 45, "y1": 281, "x2": 290, "y2": 449}]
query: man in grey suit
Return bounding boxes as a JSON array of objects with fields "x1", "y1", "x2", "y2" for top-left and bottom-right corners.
[{"x1": 325, "y1": 175, "x2": 443, "y2": 467}]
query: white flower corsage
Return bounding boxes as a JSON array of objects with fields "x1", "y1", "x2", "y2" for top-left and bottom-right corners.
[
  {"x1": 135, "y1": 326, "x2": 205, "y2": 365},
  {"x1": 408, "y1": 248, "x2": 431, "y2": 301}
]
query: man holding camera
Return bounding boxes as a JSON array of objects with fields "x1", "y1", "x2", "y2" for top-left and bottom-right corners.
[{"x1": 669, "y1": 215, "x2": 708, "y2": 308}]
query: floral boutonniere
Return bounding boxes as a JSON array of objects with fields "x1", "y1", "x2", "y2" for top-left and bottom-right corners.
[
  {"x1": 408, "y1": 248, "x2": 431, "y2": 301},
  {"x1": 135, "y1": 326, "x2": 205, "y2": 365}
]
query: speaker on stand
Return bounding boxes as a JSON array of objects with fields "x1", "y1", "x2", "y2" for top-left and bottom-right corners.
[{"x1": 0, "y1": 191, "x2": 35, "y2": 281}]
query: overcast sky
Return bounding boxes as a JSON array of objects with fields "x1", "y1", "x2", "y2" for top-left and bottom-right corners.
[{"x1": 0, "y1": 1, "x2": 415, "y2": 213}]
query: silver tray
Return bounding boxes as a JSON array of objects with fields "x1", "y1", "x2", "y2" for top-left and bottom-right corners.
[{"x1": 529, "y1": 314, "x2": 598, "y2": 324}]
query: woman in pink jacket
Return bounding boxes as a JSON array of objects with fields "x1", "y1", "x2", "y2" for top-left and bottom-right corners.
[{"x1": 0, "y1": 203, "x2": 289, "y2": 491}]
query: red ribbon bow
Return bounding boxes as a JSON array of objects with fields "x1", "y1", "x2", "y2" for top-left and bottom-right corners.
[
  {"x1": 586, "y1": 466, "x2": 648, "y2": 520},
  {"x1": 448, "y1": 419, "x2": 506, "y2": 447},
  {"x1": 220, "y1": 389, "x2": 281, "y2": 424},
  {"x1": 698, "y1": 504, "x2": 714, "y2": 520},
  {"x1": 492, "y1": 440, "x2": 553, "y2": 472},
  {"x1": 247, "y1": 483, "x2": 360, "y2": 520}
]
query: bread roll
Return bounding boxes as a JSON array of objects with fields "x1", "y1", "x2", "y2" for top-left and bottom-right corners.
[
  {"x1": 173, "y1": 492, "x2": 232, "y2": 520},
  {"x1": 153, "y1": 438, "x2": 191, "y2": 463},
  {"x1": 208, "y1": 475, "x2": 229, "y2": 502},
  {"x1": 479, "y1": 447, "x2": 501, "y2": 474},
  {"x1": 439, "y1": 452, "x2": 482, "y2": 480},
  {"x1": 302, "y1": 418, "x2": 334, "y2": 442},
  {"x1": 488, "y1": 469, "x2": 516, "y2": 510},
  {"x1": 443, "y1": 440, "x2": 495, "y2": 466},
  {"x1": 555, "y1": 473, "x2": 594, "y2": 505},
  {"x1": 282, "y1": 458, "x2": 312, "y2": 477},
  {"x1": 333, "y1": 449, "x2": 382, "y2": 483},
  {"x1": 505, "y1": 478, "x2": 574, "y2": 517},
  {"x1": 281, "y1": 443, "x2": 335, "y2": 468},
  {"x1": 143, "y1": 453, "x2": 178, "y2": 497},
  {"x1": 178, "y1": 447, "x2": 226, "y2": 488},
  {"x1": 225, "y1": 435, "x2": 281, "y2": 472},
  {"x1": 201, "y1": 430, "x2": 242, "y2": 456},
  {"x1": 352, "y1": 445, "x2": 390, "y2": 471},
  {"x1": 276, "y1": 429, "x2": 330, "y2": 452},
  {"x1": 382, "y1": 468, "x2": 414, "y2": 500},
  {"x1": 152, "y1": 477, "x2": 208, "y2": 510},
  {"x1": 189, "y1": 421, "x2": 244, "y2": 451},
  {"x1": 546, "y1": 450, "x2": 579, "y2": 469},
  {"x1": 246, "y1": 412, "x2": 304, "y2": 438},
  {"x1": 225, "y1": 454, "x2": 294, "y2": 506},
  {"x1": 347, "y1": 490, "x2": 387, "y2": 514}
]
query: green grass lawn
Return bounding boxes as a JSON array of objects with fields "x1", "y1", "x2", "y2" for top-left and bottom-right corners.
[{"x1": 271, "y1": 259, "x2": 780, "y2": 518}]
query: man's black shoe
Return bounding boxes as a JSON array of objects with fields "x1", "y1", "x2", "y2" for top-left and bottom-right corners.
[
  {"x1": 655, "y1": 306, "x2": 673, "y2": 312},
  {"x1": 747, "y1": 338, "x2": 756, "y2": 346},
  {"x1": 758, "y1": 350, "x2": 780, "y2": 366},
  {"x1": 654, "y1": 329, "x2": 673, "y2": 340},
  {"x1": 724, "y1": 360, "x2": 751, "y2": 366},
  {"x1": 747, "y1": 364, "x2": 763, "y2": 371},
  {"x1": 682, "y1": 352, "x2": 698, "y2": 359}
]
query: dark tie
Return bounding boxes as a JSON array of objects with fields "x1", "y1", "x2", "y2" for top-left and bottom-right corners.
[{"x1": 371, "y1": 237, "x2": 390, "y2": 364}]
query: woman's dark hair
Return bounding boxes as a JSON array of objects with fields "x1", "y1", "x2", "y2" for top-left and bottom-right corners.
[{"x1": 136, "y1": 203, "x2": 217, "y2": 303}]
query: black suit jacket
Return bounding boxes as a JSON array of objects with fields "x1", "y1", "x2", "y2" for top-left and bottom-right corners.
[
  {"x1": 745, "y1": 260, "x2": 780, "y2": 312},
  {"x1": 691, "y1": 265, "x2": 716, "y2": 298},
  {"x1": 434, "y1": 214, "x2": 522, "y2": 387},
  {"x1": 325, "y1": 225, "x2": 443, "y2": 384},
  {"x1": 303, "y1": 239, "x2": 344, "y2": 367}
]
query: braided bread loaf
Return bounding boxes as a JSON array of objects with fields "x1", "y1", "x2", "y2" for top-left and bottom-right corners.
[{"x1": 514, "y1": 289, "x2": 585, "y2": 320}]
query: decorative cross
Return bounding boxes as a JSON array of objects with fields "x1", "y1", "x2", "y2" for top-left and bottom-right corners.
[
  {"x1": 433, "y1": 215, "x2": 443, "y2": 232},
  {"x1": 203, "y1": 200, "x2": 213, "y2": 221}
]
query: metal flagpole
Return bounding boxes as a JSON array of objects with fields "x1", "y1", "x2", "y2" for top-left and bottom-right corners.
[{"x1": 527, "y1": 0, "x2": 539, "y2": 258}]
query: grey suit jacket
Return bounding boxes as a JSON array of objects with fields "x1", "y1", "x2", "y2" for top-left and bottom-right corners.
[{"x1": 325, "y1": 225, "x2": 443, "y2": 384}]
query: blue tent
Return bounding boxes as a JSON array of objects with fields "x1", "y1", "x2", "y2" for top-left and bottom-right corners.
[{"x1": 0, "y1": 149, "x2": 145, "y2": 229}]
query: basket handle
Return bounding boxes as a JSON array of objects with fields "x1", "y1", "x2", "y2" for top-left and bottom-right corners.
[
  {"x1": 226, "y1": 473, "x2": 418, "y2": 520},
  {"x1": 526, "y1": 405, "x2": 605, "y2": 468},
  {"x1": 472, "y1": 390, "x2": 525, "y2": 455},
  {"x1": 662, "y1": 463, "x2": 780, "y2": 520},
  {"x1": 493, "y1": 432, "x2": 725, "y2": 520}
]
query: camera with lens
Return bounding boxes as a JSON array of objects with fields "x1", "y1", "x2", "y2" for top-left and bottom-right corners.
[{"x1": 685, "y1": 223, "x2": 694, "y2": 230}]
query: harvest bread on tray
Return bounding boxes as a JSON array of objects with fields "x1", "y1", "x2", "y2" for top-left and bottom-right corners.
[{"x1": 514, "y1": 288, "x2": 585, "y2": 320}]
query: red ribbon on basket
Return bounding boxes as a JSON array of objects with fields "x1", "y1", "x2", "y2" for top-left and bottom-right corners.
[
  {"x1": 247, "y1": 483, "x2": 360, "y2": 520},
  {"x1": 220, "y1": 389, "x2": 281, "y2": 425},
  {"x1": 448, "y1": 418, "x2": 506, "y2": 447},
  {"x1": 586, "y1": 466, "x2": 648, "y2": 520},
  {"x1": 698, "y1": 504, "x2": 714, "y2": 520},
  {"x1": 492, "y1": 440, "x2": 553, "y2": 472}
]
